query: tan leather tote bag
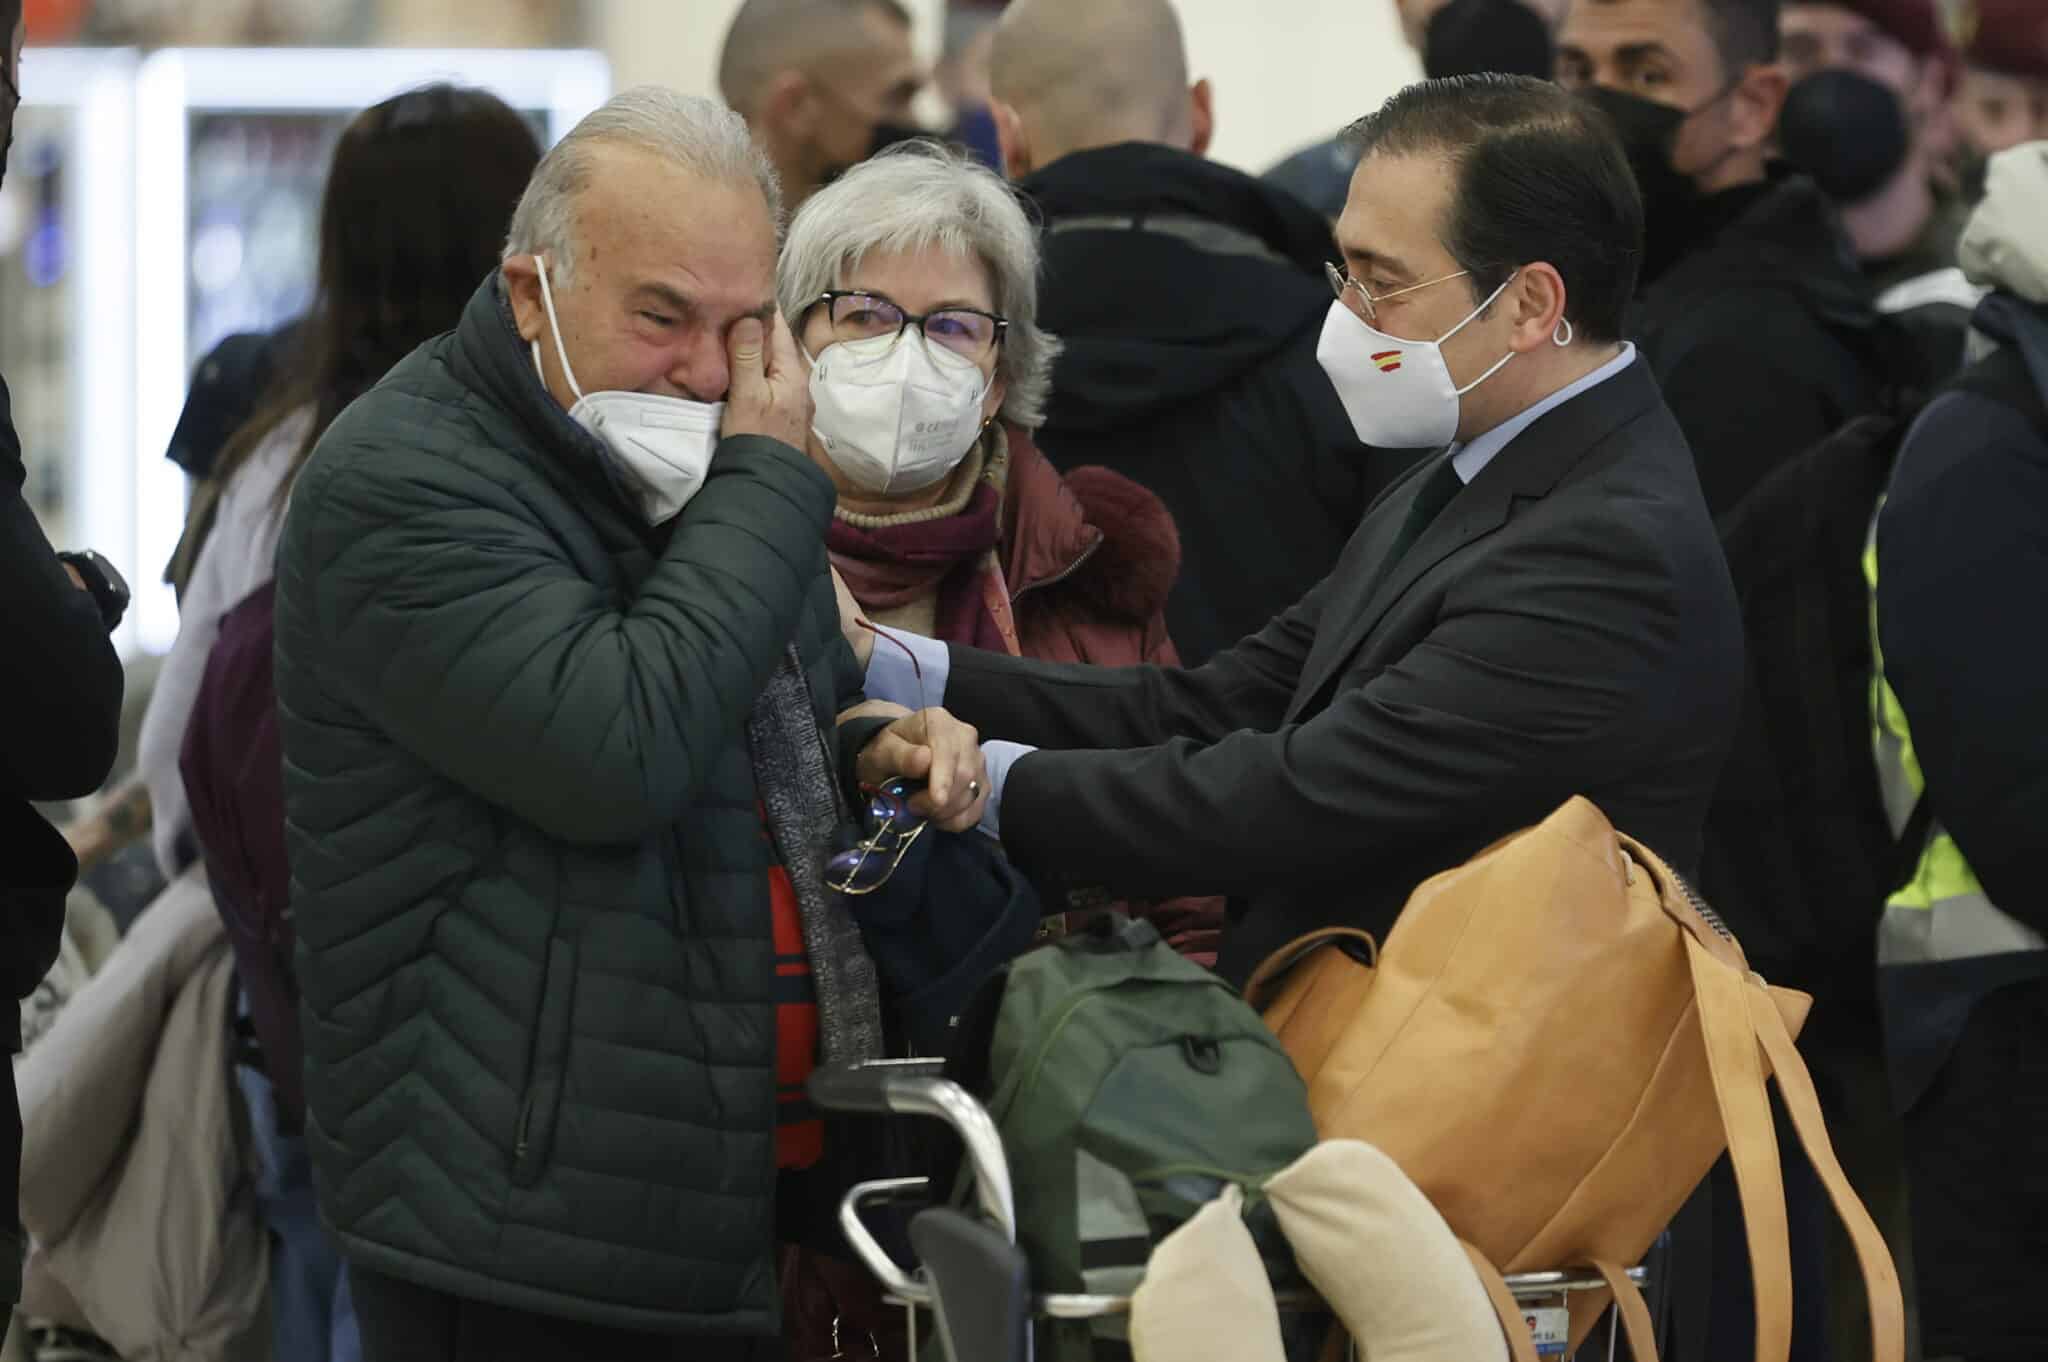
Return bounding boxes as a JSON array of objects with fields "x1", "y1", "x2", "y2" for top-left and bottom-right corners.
[{"x1": 1244, "y1": 797, "x2": 1903, "y2": 1362}]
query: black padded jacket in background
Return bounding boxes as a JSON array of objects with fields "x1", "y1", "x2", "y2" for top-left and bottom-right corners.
[
  {"x1": 1632, "y1": 170, "x2": 1890, "y2": 517},
  {"x1": 1020, "y1": 142, "x2": 1423, "y2": 664}
]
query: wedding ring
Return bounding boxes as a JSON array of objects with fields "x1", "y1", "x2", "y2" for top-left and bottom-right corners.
[{"x1": 968, "y1": 781, "x2": 982, "y2": 797}]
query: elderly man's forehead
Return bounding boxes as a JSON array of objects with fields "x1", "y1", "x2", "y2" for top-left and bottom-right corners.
[
  {"x1": 574, "y1": 142, "x2": 769, "y2": 228},
  {"x1": 568, "y1": 145, "x2": 776, "y2": 289}
]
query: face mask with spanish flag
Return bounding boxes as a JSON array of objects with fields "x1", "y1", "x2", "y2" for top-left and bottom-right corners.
[{"x1": 1315, "y1": 271, "x2": 1518, "y2": 449}]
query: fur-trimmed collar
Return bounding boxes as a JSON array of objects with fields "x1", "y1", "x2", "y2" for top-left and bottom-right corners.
[{"x1": 999, "y1": 424, "x2": 1180, "y2": 620}]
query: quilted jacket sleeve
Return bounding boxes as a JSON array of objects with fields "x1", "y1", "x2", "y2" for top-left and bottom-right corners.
[{"x1": 286, "y1": 432, "x2": 838, "y2": 845}]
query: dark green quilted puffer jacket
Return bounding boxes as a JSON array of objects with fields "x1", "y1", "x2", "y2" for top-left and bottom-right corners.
[{"x1": 274, "y1": 276, "x2": 879, "y2": 1335}]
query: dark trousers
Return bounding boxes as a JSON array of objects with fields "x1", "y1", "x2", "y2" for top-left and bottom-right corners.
[
  {"x1": 350, "y1": 1265, "x2": 786, "y2": 1362},
  {"x1": 1903, "y1": 978, "x2": 2048, "y2": 1362}
]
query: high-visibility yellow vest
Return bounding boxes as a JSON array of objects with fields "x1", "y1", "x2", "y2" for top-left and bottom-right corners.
[{"x1": 1866, "y1": 518, "x2": 2046, "y2": 965}]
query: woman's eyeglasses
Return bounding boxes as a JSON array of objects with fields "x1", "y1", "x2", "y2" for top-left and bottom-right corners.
[
  {"x1": 826, "y1": 777, "x2": 929, "y2": 895},
  {"x1": 807, "y1": 290, "x2": 1008, "y2": 363}
]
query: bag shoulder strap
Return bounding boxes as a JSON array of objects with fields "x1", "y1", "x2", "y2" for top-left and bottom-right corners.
[
  {"x1": 1459, "y1": 1243, "x2": 1540, "y2": 1362},
  {"x1": 1683, "y1": 932, "x2": 1794, "y2": 1362},
  {"x1": 1948, "y1": 344, "x2": 2048, "y2": 435},
  {"x1": 1587, "y1": 1259, "x2": 1660, "y2": 1362},
  {"x1": 1456, "y1": 1245, "x2": 1663, "y2": 1362},
  {"x1": 1685, "y1": 932, "x2": 1907, "y2": 1362},
  {"x1": 1746, "y1": 983, "x2": 1907, "y2": 1362},
  {"x1": 1241, "y1": 927, "x2": 1378, "y2": 1010}
]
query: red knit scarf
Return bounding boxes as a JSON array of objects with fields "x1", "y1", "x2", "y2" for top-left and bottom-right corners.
[{"x1": 827, "y1": 480, "x2": 1014, "y2": 654}]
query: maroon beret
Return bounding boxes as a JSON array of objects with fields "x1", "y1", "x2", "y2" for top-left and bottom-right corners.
[{"x1": 1961, "y1": 0, "x2": 2048, "y2": 78}]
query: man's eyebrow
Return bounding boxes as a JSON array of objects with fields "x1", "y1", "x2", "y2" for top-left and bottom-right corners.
[
  {"x1": 1613, "y1": 41, "x2": 1678, "y2": 65},
  {"x1": 630, "y1": 282, "x2": 696, "y2": 316},
  {"x1": 1339, "y1": 245, "x2": 1418, "y2": 284}
]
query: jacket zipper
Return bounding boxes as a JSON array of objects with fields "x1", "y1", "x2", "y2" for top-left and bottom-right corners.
[
  {"x1": 1008, "y1": 536, "x2": 1103, "y2": 603},
  {"x1": 514, "y1": 1090, "x2": 536, "y2": 1163}
]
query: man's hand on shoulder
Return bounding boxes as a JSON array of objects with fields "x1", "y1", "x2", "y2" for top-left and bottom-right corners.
[
  {"x1": 856, "y1": 707, "x2": 990, "y2": 833},
  {"x1": 721, "y1": 313, "x2": 812, "y2": 451}
]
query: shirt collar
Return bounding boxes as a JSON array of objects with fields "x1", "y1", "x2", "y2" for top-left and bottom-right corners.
[{"x1": 1448, "y1": 342, "x2": 1637, "y2": 485}]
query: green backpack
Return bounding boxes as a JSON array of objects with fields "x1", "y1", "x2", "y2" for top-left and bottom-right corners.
[{"x1": 962, "y1": 914, "x2": 1319, "y2": 1359}]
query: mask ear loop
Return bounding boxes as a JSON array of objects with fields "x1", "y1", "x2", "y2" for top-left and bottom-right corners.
[
  {"x1": 531, "y1": 254, "x2": 588, "y2": 404},
  {"x1": 1442, "y1": 269, "x2": 1523, "y2": 396},
  {"x1": 1553, "y1": 317, "x2": 1575, "y2": 347}
]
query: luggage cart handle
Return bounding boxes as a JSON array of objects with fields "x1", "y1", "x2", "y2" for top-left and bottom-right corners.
[{"x1": 807, "y1": 1064, "x2": 1016, "y2": 1238}]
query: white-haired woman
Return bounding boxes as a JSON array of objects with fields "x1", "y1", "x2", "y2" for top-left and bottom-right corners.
[
  {"x1": 783, "y1": 142, "x2": 1226, "y2": 964},
  {"x1": 781, "y1": 140, "x2": 1183, "y2": 671}
]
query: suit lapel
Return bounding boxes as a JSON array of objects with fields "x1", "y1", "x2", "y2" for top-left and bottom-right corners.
[{"x1": 1286, "y1": 358, "x2": 1661, "y2": 722}]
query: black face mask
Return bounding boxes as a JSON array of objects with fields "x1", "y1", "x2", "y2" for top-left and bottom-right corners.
[
  {"x1": 869, "y1": 121, "x2": 925, "y2": 157},
  {"x1": 1777, "y1": 69, "x2": 1910, "y2": 206},
  {"x1": 819, "y1": 122, "x2": 929, "y2": 189},
  {"x1": 1422, "y1": 0, "x2": 1554, "y2": 80},
  {"x1": 1581, "y1": 85, "x2": 1713, "y2": 286}
]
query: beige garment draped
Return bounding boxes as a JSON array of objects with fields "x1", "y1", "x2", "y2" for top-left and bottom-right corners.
[{"x1": 15, "y1": 866, "x2": 268, "y2": 1362}]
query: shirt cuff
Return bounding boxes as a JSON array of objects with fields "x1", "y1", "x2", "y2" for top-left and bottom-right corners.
[
  {"x1": 864, "y1": 627, "x2": 950, "y2": 711},
  {"x1": 977, "y1": 740, "x2": 1037, "y2": 841}
]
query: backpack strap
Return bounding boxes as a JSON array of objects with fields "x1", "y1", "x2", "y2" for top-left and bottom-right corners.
[
  {"x1": 1947, "y1": 345, "x2": 2048, "y2": 435},
  {"x1": 1745, "y1": 982, "x2": 1907, "y2": 1362},
  {"x1": 1459, "y1": 1243, "x2": 1541, "y2": 1362},
  {"x1": 1683, "y1": 931, "x2": 1794, "y2": 1362},
  {"x1": 1682, "y1": 930, "x2": 1907, "y2": 1362},
  {"x1": 1241, "y1": 928, "x2": 1378, "y2": 1012},
  {"x1": 1459, "y1": 1246, "x2": 1664, "y2": 1362},
  {"x1": 1586, "y1": 1258, "x2": 1661, "y2": 1362}
]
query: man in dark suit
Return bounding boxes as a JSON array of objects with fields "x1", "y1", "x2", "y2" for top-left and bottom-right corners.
[{"x1": 852, "y1": 74, "x2": 1745, "y2": 984}]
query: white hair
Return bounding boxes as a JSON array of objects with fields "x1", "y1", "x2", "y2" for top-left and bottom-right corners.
[
  {"x1": 503, "y1": 86, "x2": 783, "y2": 285},
  {"x1": 776, "y1": 141, "x2": 1062, "y2": 430}
]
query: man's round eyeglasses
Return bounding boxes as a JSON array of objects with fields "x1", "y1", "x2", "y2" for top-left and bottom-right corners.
[
  {"x1": 1325, "y1": 261, "x2": 1472, "y2": 323},
  {"x1": 806, "y1": 291, "x2": 1009, "y2": 363}
]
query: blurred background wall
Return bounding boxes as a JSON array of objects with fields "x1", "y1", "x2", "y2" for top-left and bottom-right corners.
[
  {"x1": 6, "y1": 0, "x2": 1421, "y2": 658},
  {"x1": 585, "y1": 0, "x2": 1421, "y2": 173}
]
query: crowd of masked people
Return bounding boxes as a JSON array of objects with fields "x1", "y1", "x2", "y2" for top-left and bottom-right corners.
[{"x1": 3, "y1": 0, "x2": 2045, "y2": 1356}]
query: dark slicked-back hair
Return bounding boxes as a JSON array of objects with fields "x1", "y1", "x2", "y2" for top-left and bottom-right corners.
[{"x1": 1347, "y1": 74, "x2": 1644, "y2": 344}]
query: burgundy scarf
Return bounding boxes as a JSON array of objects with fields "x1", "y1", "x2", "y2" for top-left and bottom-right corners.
[{"x1": 827, "y1": 480, "x2": 1014, "y2": 654}]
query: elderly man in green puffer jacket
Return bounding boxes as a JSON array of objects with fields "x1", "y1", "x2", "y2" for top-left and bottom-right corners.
[{"x1": 273, "y1": 87, "x2": 988, "y2": 1362}]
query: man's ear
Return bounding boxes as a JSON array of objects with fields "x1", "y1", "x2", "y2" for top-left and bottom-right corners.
[
  {"x1": 501, "y1": 254, "x2": 546, "y2": 344},
  {"x1": 992, "y1": 99, "x2": 1031, "y2": 179},
  {"x1": 761, "y1": 69, "x2": 818, "y2": 142},
  {"x1": 1189, "y1": 78, "x2": 1215, "y2": 158},
  {"x1": 1506, "y1": 262, "x2": 1570, "y2": 353},
  {"x1": 1729, "y1": 62, "x2": 1791, "y2": 151}
]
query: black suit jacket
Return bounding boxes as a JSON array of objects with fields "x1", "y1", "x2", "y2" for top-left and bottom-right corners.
[{"x1": 945, "y1": 357, "x2": 1745, "y2": 984}]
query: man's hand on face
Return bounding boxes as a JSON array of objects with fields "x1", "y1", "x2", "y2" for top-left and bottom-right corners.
[
  {"x1": 722, "y1": 313, "x2": 812, "y2": 450},
  {"x1": 856, "y1": 708, "x2": 990, "y2": 833}
]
